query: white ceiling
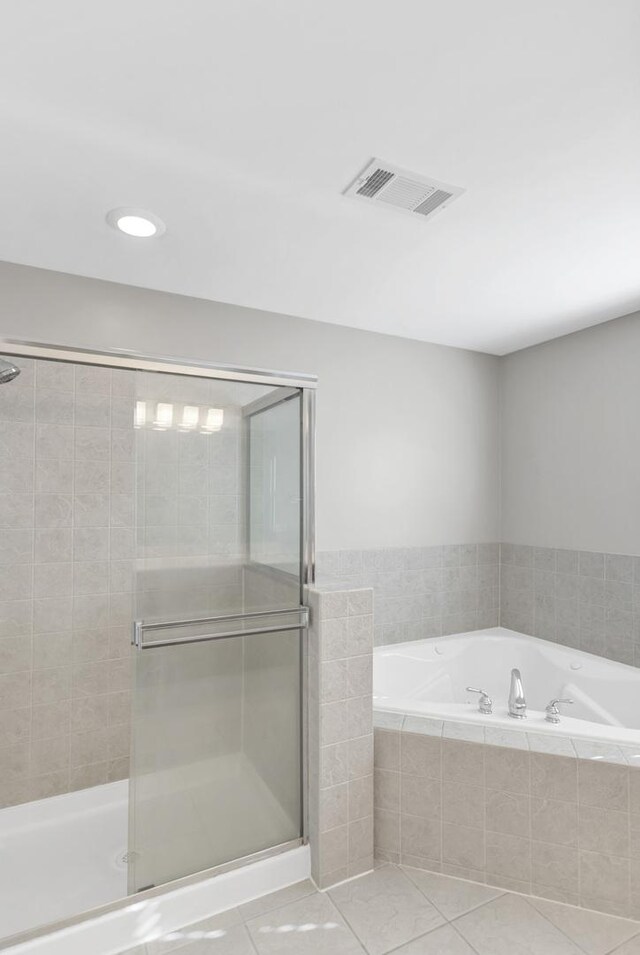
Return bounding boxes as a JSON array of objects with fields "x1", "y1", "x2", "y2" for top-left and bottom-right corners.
[{"x1": 1, "y1": 0, "x2": 639, "y2": 355}]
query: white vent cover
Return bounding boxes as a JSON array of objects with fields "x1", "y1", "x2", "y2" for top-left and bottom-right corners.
[{"x1": 344, "y1": 158, "x2": 464, "y2": 221}]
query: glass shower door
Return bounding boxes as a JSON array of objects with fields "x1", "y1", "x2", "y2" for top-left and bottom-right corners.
[{"x1": 128, "y1": 373, "x2": 305, "y2": 892}]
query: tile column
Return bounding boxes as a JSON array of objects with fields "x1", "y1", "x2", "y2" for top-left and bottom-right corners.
[{"x1": 307, "y1": 585, "x2": 374, "y2": 888}]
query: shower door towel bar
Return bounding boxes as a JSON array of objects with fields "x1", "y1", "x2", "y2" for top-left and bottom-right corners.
[{"x1": 133, "y1": 606, "x2": 309, "y2": 650}]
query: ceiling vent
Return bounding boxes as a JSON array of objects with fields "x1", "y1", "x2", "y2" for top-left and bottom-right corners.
[{"x1": 343, "y1": 158, "x2": 464, "y2": 221}]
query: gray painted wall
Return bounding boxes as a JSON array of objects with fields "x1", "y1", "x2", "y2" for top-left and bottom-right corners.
[
  {"x1": 501, "y1": 310, "x2": 640, "y2": 554},
  {"x1": 0, "y1": 262, "x2": 501, "y2": 551}
]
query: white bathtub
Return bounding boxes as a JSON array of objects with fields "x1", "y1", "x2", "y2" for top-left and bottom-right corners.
[{"x1": 374, "y1": 627, "x2": 640, "y2": 748}]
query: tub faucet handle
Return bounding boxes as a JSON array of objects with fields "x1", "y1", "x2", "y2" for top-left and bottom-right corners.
[
  {"x1": 545, "y1": 698, "x2": 574, "y2": 724},
  {"x1": 466, "y1": 687, "x2": 493, "y2": 714}
]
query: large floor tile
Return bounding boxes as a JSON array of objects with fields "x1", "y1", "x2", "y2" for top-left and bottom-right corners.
[
  {"x1": 402, "y1": 866, "x2": 504, "y2": 920},
  {"x1": 611, "y1": 936, "x2": 640, "y2": 953},
  {"x1": 246, "y1": 892, "x2": 363, "y2": 955},
  {"x1": 529, "y1": 896, "x2": 640, "y2": 955},
  {"x1": 391, "y1": 923, "x2": 477, "y2": 954},
  {"x1": 146, "y1": 910, "x2": 246, "y2": 955},
  {"x1": 149, "y1": 924, "x2": 255, "y2": 955},
  {"x1": 237, "y1": 880, "x2": 317, "y2": 920},
  {"x1": 454, "y1": 893, "x2": 584, "y2": 955},
  {"x1": 328, "y1": 864, "x2": 444, "y2": 955}
]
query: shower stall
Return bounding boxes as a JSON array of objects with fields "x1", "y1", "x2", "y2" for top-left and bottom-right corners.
[{"x1": 0, "y1": 342, "x2": 315, "y2": 946}]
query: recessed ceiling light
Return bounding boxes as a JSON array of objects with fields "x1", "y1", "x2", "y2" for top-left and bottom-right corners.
[{"x1": 106, "y1": 207, "x2": 166, "y2": 238}]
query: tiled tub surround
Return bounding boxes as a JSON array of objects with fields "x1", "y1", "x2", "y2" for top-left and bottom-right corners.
[
  {"x1": 501, "y1": 544, "x2": 640, "y2": 668},
  {"x1": 316, "y1": 544, "x2": 500, "y2": 647},
  {"x1": 0, "y1": 356, "x2": 248, "y2": 809},
  {"x1": 374, "y1": 719, "x2": 640, "y2": 919},
  {"x1": 307, "y1": 585, "x2": 374, "y2": 889}
]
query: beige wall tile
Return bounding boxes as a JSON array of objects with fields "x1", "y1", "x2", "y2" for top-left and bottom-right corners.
[
  {"x1": 346, "y1": 655, "x2": 372, "y2": 698},
  {"x1": 374, "y1": 809, "x2": 400, "y2": 854},
  {"x1": 320, "y1": 742, "x2": 349, "y2": 789},
  {"x1": 580, "y1": 850, "x2": 630, "y2": 907},
  {"x1": 31, "y1": 701, "x2": 70, "y2": 740},
  {"x1": 531, "y1": 842, "x2": 579, "y2": 894},
  {"x1": 0, "y1": 742, "x2": 30, "y2": 782},
  {"x1": 402, "y1": 776, "x2": 442, "y2": 820},
  {"x1": 401, "y1": 814, "x2": 442, "y2": 861},
  {"x1": 0, "y1": 670, "x2": 31, "y2": 709},
  {"x1": 0, "y1": 636, "x2": 32, "y2": 674},
  {"x1": 443, "y1": 823, "x2": 485, "y2": 870},
  {"x1": 486, "y1": 831, "x2": 531, "y2": 881},
  {"x1": 320, "y1": 618, "x2": 348, "y2": 660},
  {"x1": 630, "y1": 857, "x2": 640, "y2": 918},
  {"x1": 320, "y1": 700, "x2": 349, "y2": 746},
  {"x1": 531, "y1": 797, "x2": 578, "y2": 847},
  {"x1": 1, "y1": 708, "x2": 30, "y2": 746},
  {"x1": 349, "y1": 816, "x2": 373, "y2": 863},
  {"x1": 321, "y1": 659, "x2": 347, "y2": 703},
  {"x1": 531, "y1": 753, "x2": 577, "y2": 802},
  {"x1": 29, "y1": 771, "x2": 69, "y2": 801},
  {"x1": 486, "y1": 789, "x2": 530, "y2": 836},
  {"x1": 401, "y1": 733, "x2": 442, "y2": 779},
  {"x1": 70, "y1": 762, "x2": 109, "y2": 791},
  {"x1": 320, "y1": 784, "x2": 348, "y2": 831},
  {"x1": 319, "y1": 825, "x2": 349, "y2": 876},
  {"x1": 579, "y1": 805, "x2": 630, "y2": 857},
  {"x1": 349, "y1": 735, "x2": 374, "y2": 780},
  {"x1": 484, "y1": 745, "x2": 529, "y2": 794},
  {"x1": 349, "y1": 775, "x2": 374, "y2": 821},
  {"x1": 442, "y1": 780, "x2": 483, "y2": 828},
  {"x1": 348, "y1": 696, "x2": 373, "y2": 738},
  {"x1": 375, "y1": 728, "x2": 400, "y2": 771},
  {"x1": 630, "y1": 769, "x2": 640, "y2": 814},
  {"x1": 29, "y1": 736, "x2": 69, "y2": 776},
  {"x1": 442, "y1": 739, "x2": 483, "y2": 782},
  {"x1": 578, "y1": 761, "x2": 629, "y2": 812},
  {"x1": 374, "y1": 769, "x2": 400, "y2": 812}
]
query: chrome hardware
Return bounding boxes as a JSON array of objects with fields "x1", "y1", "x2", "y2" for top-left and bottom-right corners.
[
  {"x1": 508, "y1": 668, "x2": 527, "y2": 719},
  {"x1": 545, "y1": 698, "x2": 574, "y2": 724},
  {"x1": 466, "y1": 687, "x2": 493, "y2": 714},
  {"x1": 133, "y1": 607, "x2": 309, "y2": 650}
]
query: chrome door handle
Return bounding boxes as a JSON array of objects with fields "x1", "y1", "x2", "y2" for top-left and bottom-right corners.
[{"x1": 133, "y1": 606, "x2": 309, "y2": 649}]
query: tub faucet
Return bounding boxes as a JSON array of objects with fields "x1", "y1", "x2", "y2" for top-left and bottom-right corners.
[
  {"x1": 545, "y1": 698, "x2": 574, "y2": 723},
  {"x1": 466, "y1": 687, "x2": 493, "y2": 714},
  {"x1": 508, "y1": 668, "x2": 527, "y2": 719}
]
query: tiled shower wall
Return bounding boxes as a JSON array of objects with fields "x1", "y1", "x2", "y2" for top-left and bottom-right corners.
[
  {"x1": 316, "y1": 544, "x2": 500, "y2": 647},
  {"x1": 500, "y1": 544, "x2": 640, "y2": 667},
  {"x1": 0, "y1": 358, "x2": 137, "y2": 808},
  {"x1": 0, "y1": 356, "x2": 246, "y2": 809}
]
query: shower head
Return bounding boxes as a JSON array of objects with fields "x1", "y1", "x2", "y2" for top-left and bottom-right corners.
[{"x1": 0, "y1": 359, "x2": 20, "y2": 383}]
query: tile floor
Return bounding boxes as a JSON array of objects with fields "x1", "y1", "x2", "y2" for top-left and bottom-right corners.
[{"x1": 123, "y1": 864, "x2": 640, "y2": 955}]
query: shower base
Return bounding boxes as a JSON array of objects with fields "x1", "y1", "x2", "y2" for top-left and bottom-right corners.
[
  {"x1": 0, "y1": 780, "x2": 128, "y2": 941},
  {"x1": 1, "y1": 754, "x2": 303, "y2": 947}
]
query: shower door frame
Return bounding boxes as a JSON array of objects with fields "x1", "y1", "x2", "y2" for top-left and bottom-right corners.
[{"x1": 0, "y1": 338, "x2": 317, "y2": 950}]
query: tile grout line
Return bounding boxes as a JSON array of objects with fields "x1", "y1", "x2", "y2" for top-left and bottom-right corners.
[
  {"x1": 322, "y1": 890, "x2": 371, "y2": 955},
  {"x1": 517, "y1": 893, "x2": 594, "y2": 955},
  {"x1": 400, "y1": 862, "x2": 508, "y2": 922}
]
